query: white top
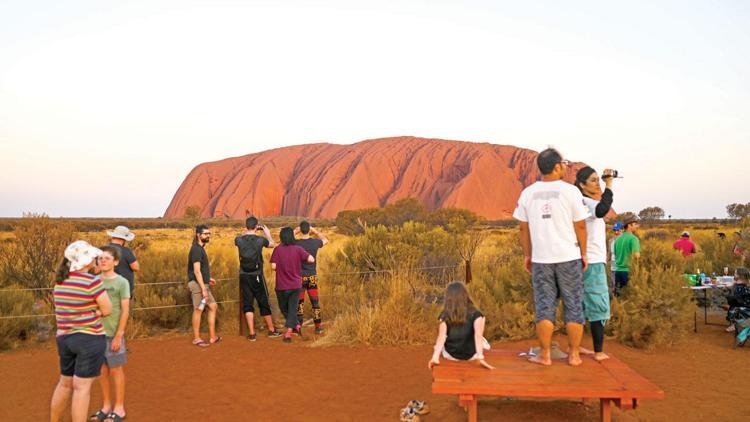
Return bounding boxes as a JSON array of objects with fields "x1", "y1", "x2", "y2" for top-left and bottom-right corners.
[
  {"x1": 513, "y1": 180, "x2": 591, "y2": 264},
  {"x1": 609, "y1": 237, "x2": 617, "y2": 270},
  {"x1": 582, "y1": 196, "x2": 607, "y2": 264}
]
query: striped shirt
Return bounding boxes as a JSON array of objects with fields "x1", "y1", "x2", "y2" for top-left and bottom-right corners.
[{"x1": 54, "y1": 271, "x2": 106, "y2": 337}]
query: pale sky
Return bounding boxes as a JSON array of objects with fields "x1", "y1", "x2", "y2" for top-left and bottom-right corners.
[{"x1": 1, "y1": 0, "x2": 748, "y2": 218}]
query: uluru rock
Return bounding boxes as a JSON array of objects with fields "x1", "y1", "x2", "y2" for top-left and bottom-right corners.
[{"x1": 164, "y1": 137, "x2": 585, "y2": 220}]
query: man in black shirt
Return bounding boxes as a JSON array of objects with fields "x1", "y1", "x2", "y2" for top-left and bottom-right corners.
[
  {"x1": 106, "y1": 226, "x2": 140, "y2": 299},
  {"x1": 295, "y1": 221, "x2": 328, "y2": 334},
  {"x1": 235, "y1": 217, "x2": 282, "y2": 341},
  {"x1": 187, "y1": 225, "x2": 220, "y2": 347}
]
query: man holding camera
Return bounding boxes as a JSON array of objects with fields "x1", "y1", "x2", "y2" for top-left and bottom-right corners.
[
  {"x1": 235, "y1": 217, "x2": 283, "y2": 341},
  {"x1": 295, "y1": 221, "x2": 329, "y2": 335}
]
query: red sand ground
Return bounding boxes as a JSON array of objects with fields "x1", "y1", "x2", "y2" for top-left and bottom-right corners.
[{"x1": 1, "y1": 315, "x2": 747, "y2": 421}]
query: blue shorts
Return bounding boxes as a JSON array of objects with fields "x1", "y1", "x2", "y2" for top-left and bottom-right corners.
[
  {"x1": 56, "y1": 333, "x2": 106, "y2": 378},
  {"x1": 104, "y1": 336, "x2": 128, "y2": 368},
  {"x1": 531, "y1": 260, "x2": 584, "y2": 324}
]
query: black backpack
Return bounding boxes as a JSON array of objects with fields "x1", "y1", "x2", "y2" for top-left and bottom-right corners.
[{"x1": 236, "y1": 235, "x2": 263, "y2": 273}]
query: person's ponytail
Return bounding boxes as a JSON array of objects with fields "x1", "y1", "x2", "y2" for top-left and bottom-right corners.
[{"x1": 55, "y1": 258, "x2": 70, "y2": 284}]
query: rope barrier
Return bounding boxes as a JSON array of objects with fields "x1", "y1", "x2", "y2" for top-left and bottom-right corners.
[{"x1": 0, "y1": 264, "x2": 461, "y2": 293}]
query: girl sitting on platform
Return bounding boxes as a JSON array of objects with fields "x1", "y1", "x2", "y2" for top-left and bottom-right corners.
[{"x1": 428, "y1": 282, "x2": 494, "y2": 370}]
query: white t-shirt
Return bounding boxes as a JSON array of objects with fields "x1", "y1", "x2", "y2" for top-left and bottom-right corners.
[
  {"x1": 609, "y1": 238, "x2": 617, "y2": 270},
  {"x1": 582, "y1": 196, "x2": 607, "y2": 264},
  {"x1": 512, "y1": 180, "x2": 590, "y2": 264}
]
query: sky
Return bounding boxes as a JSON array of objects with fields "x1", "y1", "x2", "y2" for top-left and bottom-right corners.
[{"x1": 0, "y1": 0, "x2": 748, "y2": 218}]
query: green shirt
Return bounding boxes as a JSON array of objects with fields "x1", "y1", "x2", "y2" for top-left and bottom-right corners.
[
  {"x1": 614, "y1": 232, "x2": 641, "y2": 272},
  {"x1": 101, "y1": 274, "x2": 131, "y2": 337}
]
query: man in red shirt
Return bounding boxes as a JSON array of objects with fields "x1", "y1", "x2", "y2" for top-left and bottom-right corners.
[{"x1": 673, "y1": 231, "x2": 697, "y2": 257}]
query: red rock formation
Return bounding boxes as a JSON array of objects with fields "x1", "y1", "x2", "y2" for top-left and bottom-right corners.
[{"x1": 164, "y1": 137, "x2": 585, "y2": 220}]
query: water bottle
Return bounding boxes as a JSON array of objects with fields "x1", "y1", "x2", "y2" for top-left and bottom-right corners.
[{"x1": 198, "y1": 297, "x2": 207, "y2": 311}]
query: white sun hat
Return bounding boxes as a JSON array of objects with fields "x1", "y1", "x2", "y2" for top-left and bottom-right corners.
[
  {"x1": 64, "y1": 240, "x2": 103, "y2": 271},
  {"x1": 107, "y1": 225, "x2": 135, "y2": 241}
]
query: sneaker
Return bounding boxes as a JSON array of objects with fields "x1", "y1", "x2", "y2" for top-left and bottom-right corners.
[
  {"x1": 283, "y1": 336, "x2": 292, "y2": 343},
  {"x1": 314, "y1": 327, "x2": 323, "y2": 335},
  {"x1": 294, "y1": 326, "x2": 302, "y2": 337},
  {"x1": 246, "y1": 333, "x2": 257, "y2": 342},
  {"x1": 399, "y1": 407, "x2": 421, "y2": 422},
  {"x1": 726, "y1": 325, "x2": 736, "y2": 333},
  {"x1": 406, "y1": 400, "x2": 430, "y2": 415},
  {"x1": 267, "y1": 330, "x2": 283, "y2": 338}
]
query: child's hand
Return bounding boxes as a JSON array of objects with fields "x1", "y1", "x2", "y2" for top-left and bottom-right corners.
[
  {"x1": 478, "y1": 359, "x2": 495, "y2": 370},
  {"x1": 428, "y1": 357, "x2": 440, "y2": 369}
]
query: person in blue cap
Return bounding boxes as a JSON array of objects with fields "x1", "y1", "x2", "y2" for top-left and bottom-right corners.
[{"x1": 609, "y1": 221, "x2": 624, "y2": 292}]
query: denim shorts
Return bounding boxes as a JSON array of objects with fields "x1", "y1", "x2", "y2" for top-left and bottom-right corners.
[
  {"x1": 104, "y1": 336, "x2": 128, "y2": 368},
  {"x1": 531, "y1": 259, "x2": 584, "y2": 324},
  {"x1": 56, "y1": 333, "x2": 106, "y2": 378}
]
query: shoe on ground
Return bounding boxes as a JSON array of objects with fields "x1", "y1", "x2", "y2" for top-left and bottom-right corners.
[
  {"x1": 406, "y1": 400, "x2": 430, "y2": 415},
  {"x1": 400, "y1": 407, "x2": 421, "y2": 422},
  {"x1": 247, "y1": 333, "x2": 257, "y2": 342},
  {"x1": 294, "y1": 327, "x2": 302, "y2": 337},
  {"x1": 726, "y1": 325, "x2": 736, "y2": 333},
  {"x1": 267, "y1": 330, "x2": 282, "y2": 338}
]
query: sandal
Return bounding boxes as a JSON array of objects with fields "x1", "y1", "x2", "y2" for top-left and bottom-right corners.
[
  {"x1": 105, "y1": 412, "x2": 126, "y2": 422},
  {"x1": 209, "y1": 336, "x2": 222, "y2": 344},
  {"x1": 90, "y1": 410, "x2": 109, "y2": 421},
  {"x1": 399, "y1": 407, "x2": 421, "y2": 422},
  {"x1": 406, "y1": 400, "x2": 430, "y2": 415},
  {"x1": 192, "y1": 339, "x2": 210, "y2": 348}
]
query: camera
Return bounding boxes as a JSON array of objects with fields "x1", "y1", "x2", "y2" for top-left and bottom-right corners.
[{"x1": 602, "y1": 170, "x2": 620, "y2": 179}]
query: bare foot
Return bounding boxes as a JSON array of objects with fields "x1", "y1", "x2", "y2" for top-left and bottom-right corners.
[
  {"x1": 593, "y1": 352, "x2": 610, "y2": 361},
  {"x1": 578, "y1": 346, "x2": 595, "y2": 355},
  {"x1": 529, "y1": 354, "x2": 552, "y2": 366},
  {"x1": 568, "y1": 352, "x2": 583, "y2": 366}
]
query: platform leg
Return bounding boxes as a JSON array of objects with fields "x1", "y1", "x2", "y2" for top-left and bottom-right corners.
[
  {"x1": 600, "y1": 398, "x2": 612, "y2": 422},
  {"x1": 459, "y1": 394, "x2": 477, "y2": 422}
]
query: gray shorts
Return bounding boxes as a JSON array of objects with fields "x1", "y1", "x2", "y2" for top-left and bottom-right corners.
[
  {"x1": 104, "y1": 336, "x2": 127, "y2": 368},
  {"x1": 532, "y1": 260, "x2": 584, "y2": 324}
]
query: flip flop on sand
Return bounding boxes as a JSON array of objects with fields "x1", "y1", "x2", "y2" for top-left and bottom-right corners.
[
  {"x1": 90, "y1": 410, "x2": 109, "y2": 421},
  {"x1": 209, "y1": 336, "x2": 222, "y2": 344},
  {"x1": 192, "y1": 339, "x2": 209, "y2": 348},
  {"x1": 399, "y1": 406, "x2": 421, "y2": 422},
  {"x1": 406, "y1": 400, "x2": 430, "y2": 415}
]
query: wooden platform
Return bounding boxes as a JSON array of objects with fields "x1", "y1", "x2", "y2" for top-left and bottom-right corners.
[{"x1": 432, "y1": 349, "x2": 664, "y2": 422}]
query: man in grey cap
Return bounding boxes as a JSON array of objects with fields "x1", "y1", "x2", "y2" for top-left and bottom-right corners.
[{"x1": 106, "y1": 226, "x2": 140, "y2": 299}]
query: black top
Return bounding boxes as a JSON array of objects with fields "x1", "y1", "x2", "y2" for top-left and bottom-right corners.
[
  {"x1": 187, "y1": 243, "x2": 210, "y2": 283},
  {"x1": 107, "y1": 243, "x2": 137, "y2": 293},
  {"x1": 234, "y1": 234, "x2": 270, "y2": 275},
  {"x1": 439, "y1": 309, "x2": 483, "y2": 360},
  {"x1": 593, "y1": 188, "x2": 614, "y2": 218},
  {"x1": 295, "y1": 238, "x2": 324, "y2": 277}
]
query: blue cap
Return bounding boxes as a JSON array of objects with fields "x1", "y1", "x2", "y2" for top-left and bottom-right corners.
[{"x1": 613, "y1": 222, "x2": 624, "y2": 231}]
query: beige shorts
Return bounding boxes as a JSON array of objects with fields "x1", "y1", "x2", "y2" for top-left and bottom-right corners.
[{"x1": 188, "y1": 281, "x2": 217, "y2": 310}]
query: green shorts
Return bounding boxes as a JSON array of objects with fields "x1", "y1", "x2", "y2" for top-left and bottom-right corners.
[{"x1": 583, "y1": 263, "x2": 611, "y2": 323}]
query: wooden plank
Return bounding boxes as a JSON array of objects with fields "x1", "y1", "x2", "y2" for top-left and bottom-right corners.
[{"x1": 600, "y1": 398, "x2": 612, "y2": 422}]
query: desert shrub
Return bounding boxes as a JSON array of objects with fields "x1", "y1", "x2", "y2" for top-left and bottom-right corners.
[
  {"x1": 609, "y1": 240, "x2": 695, "y2": 350},
  {"x1": 469, "y1": 251, "x2": 535, "y2": 340},
  {"x1": 0, "y1": 287, "x2": 40, "y2": 350},
  {"x1": 0, "y1": 214, "x2": 75, "y2": 297},
  {"x1": 341, "y1": 222, "x2": 461, "y2": 276},
  {"x1": 643, "y1": 230, "x2": 669, "y2": 241},
  {"x1": 314, "y1": 273, "x2": 438, "y2": 346}
]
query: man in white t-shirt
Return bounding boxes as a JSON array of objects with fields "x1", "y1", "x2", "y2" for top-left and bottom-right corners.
[{"x1": 513, "y1": 148, "x2": 590, "y2": 367}]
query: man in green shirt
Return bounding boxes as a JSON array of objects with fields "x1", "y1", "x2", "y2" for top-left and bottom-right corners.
[
  {"x1": 90, "y1": 246, "x2": 131, "y2": 422},
  {"x1": 613, "y1": 216, "x2": 641, "y2": 296}
]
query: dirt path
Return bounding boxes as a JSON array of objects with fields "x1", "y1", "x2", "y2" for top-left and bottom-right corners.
[{"x1": 1, "y1": 317, "x2": 747, "y2": 421}]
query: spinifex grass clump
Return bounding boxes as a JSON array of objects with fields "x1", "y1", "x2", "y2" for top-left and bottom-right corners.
[{"x1": 610, "y1": 240, "x2": 695, "y2": 350}]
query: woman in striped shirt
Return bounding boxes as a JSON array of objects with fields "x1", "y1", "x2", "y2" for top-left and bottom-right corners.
[{"x1": 50, "y1": 241, "x2": 112, "y2": 422}]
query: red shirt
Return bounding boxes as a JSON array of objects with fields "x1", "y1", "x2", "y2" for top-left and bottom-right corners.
[
  {"x1": 673, "y1": 237, "x2": 696, "y2": 257},
  {"x1": 270, "y1": 245, "x2": 310, "y2": 291}
]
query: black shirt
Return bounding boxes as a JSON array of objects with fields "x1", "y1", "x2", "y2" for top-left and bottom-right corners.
[
  {"x1": 187, "y1": 243, "x2": 210, "y2": 283},
  {"x1": 439, "y1": 309, "x2": 483, "y2": 360},
  {"x1": 234, "y1": 234, "x2": 270, "y2": 275},
  {"x1": 106, "y1": 243, "x2": 137, "y2": 294},
  {"x1": 295, "y1": 238, "x2": 324, "y2": 277}
]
